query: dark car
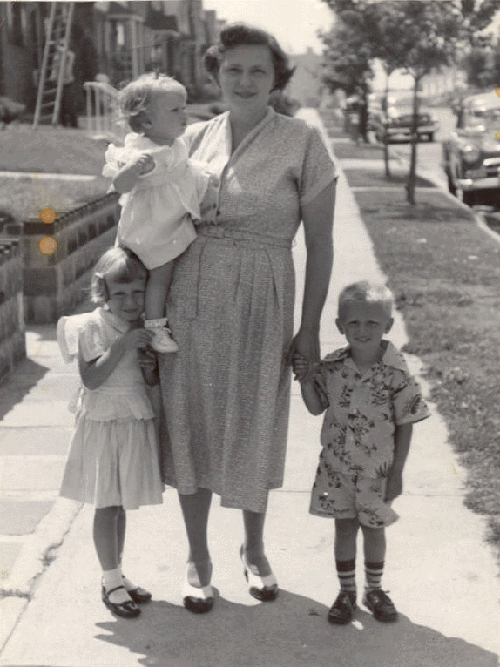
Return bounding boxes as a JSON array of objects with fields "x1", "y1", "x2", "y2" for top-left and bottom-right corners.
[
  {"x1": 442, "y1": 90, "x2": 500, "y2": 206},
  {"x1": 373, "y1": 104, "x2": 439, "y2": 143}
]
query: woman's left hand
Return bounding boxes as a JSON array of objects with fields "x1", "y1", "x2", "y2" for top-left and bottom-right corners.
[{"x1": 287, "y1": 328, "x2": 320, "y2": 367}]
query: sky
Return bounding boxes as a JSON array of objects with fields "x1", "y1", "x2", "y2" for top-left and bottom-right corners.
[{"x1": 203, "y1": 0, "x2": 333, "y2": 55}]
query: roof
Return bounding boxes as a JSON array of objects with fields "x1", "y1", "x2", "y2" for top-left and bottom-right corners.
[{"x1": 100, "y1": 2, "x2": 139, "y2": 18}]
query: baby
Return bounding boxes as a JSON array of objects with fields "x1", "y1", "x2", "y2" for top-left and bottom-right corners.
[{"x1": 103, "y1": 73, "x2": 216, "y2": 353}]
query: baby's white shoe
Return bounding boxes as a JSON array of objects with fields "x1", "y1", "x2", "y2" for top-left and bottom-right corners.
[{"x1": 144, "y1": 319, "x2": 179, "y2": 353}]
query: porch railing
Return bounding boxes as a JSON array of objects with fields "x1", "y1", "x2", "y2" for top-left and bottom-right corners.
[{"x1": 83, "y1": 81, "x2": 125, "y2": 145}]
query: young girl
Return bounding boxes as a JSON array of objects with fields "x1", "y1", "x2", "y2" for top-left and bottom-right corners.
[
  {"x1": 57, "y1": 247, "x2": 164, "y2": 619},
  {"x1": 102, "y1": 73, "x2": 215, "y2": 353}
]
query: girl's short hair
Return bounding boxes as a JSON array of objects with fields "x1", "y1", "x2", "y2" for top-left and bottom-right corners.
[
  {"x1": 204, "y1": 23, "x2": 295, "y2": 92},
  {"x1": 90, "y1": 246, "x2": 147, "y2": 304},
  {"x1": 119, "y1": 73, "x2": 186, "y2": 132},
  {"x1": 337, "y1": 281, "x2": 394, "y2": 320}
]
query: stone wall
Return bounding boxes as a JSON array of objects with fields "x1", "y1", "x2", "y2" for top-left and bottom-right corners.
[
  {"x1": 22, "y1": 193, "x2": 120, "y2": 324},
  {"x1": 0, "y1": 239, "x2": 25, "y2": 384}
]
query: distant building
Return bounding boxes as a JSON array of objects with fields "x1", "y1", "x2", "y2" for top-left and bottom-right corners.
[
  {"x1": 420, "y1": 66, "x2": 467, "y2": 98},
  {"x1": 288, "y1": 48, "x2": 324, "y2": 107}
]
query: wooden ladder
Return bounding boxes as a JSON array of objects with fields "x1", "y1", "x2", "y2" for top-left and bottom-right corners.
[{"x1": 33, "y1": 2, "x2": 75, "y2": 128}]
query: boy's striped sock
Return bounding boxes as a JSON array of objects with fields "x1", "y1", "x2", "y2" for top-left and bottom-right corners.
[
  {"x1": 336, "y1": 558, "x2": 356, "y2": 599},
  {"x1": 364, "y1": 560, "x2": 384, "y2": 591}
]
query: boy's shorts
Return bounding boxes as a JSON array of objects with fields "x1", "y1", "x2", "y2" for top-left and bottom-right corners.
[{"x1": 309, "y1": 471, "x2": 399, "y2": 528}]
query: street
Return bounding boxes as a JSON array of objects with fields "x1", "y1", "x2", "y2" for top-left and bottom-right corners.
[{"x1": 384, "y1": 106, "x2": 456, "y2": 192}]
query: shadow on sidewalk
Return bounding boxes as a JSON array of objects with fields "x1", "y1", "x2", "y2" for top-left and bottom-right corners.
[
  {"x1": 93, "y1": 589, "x2": 498, "y2": 667},
  {"x1": 0, "y1": 357, "x2": 48, "y2": 420}
]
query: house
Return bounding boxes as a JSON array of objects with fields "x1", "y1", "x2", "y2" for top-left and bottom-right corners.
[{"x1": 0, "y1": 0, "x2": 221, "y2": 115}]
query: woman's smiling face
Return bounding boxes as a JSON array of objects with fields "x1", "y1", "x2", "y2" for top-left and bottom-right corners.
[{"x1": 218, "y1": 45, "x2": 275, "y2": 113}]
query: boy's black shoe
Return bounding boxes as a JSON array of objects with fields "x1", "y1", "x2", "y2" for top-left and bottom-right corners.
[
  {"x1": 327, "y1": 590, "x2": 356, "y2": 625},
  {"x1": 362, "y1": 588, "x2": 397, "y2": 622}
]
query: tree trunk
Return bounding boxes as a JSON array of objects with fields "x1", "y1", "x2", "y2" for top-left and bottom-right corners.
[
  {"x1": 407, "y1": 76, "x2": 419, "y2": 205},
  {"x1": 359, "y1": 82, "x2": 369, "y2": 143},
  {"x1": 383, "y1": 76, "x2": 391, "y2": 178}
]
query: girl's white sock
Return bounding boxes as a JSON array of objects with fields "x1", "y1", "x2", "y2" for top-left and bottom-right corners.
[
  {"x1": 103, "y1": 568, "x2": 130, "y2": 603},
  {"x1": 122, "y1": 574, "x2": 137, "y2": 591}
]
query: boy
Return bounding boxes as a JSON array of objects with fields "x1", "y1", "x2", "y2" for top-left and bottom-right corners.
[{"x1": 293, "y1": 281, "x2": 429, "y2": 624}]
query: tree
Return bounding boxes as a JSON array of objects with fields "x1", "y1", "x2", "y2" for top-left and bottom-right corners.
[
  {"x1": 463, "y1": 47, "x2": 494, "y2": 88},
  {"x1": 321, "y1": 14, "x2": 374, "y2": 142},
  {"x1": 322, "y1": 0, "x2": 498, "y2": 204}
]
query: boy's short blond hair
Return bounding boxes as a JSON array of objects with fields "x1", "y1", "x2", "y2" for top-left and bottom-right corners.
[
  {"x1": 337, "y1": 281, "x2": 394, "y2": 320},
  {"x1": 119, "y1": 73, "x2": 186, "y2": 133}
]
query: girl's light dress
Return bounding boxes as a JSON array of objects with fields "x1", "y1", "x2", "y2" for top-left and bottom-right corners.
[
  {"x1": 57, "y1": 307, "x2": 164, "y2": 509},
  {"x1": 103, "y1": 133, "x2": 211, "y2": 270}
]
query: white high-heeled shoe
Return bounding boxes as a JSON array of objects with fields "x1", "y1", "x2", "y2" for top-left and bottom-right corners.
[
  {"x1": 182, "y1": 561, "x2": 214, "y2": 613},
  {"x1": 240, "y1": 545, "x2": 278, "y2": 602}
]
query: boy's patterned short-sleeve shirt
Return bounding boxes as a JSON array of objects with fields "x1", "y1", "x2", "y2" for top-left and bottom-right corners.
[{"x1": 314, "y1": 340, "x2": 429, "y2": 478}]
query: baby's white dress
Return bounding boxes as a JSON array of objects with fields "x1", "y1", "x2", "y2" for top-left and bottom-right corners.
[
  {"x1": 58, "y1": 307, "x2": 164, "y2": 509},
  {"x1": 103, "y1": 133, "x2": 211, "y2": 270}
]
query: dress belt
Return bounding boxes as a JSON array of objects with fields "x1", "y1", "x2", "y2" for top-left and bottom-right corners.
[
  {"x1": 197, "y1": 225, "x2": 293, "y2": 248},
  {"x1": 183, "y1": 226, "x2": 293, "y2": 319}
]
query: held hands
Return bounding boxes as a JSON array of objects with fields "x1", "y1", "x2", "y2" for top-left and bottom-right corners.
[
  {"x1": 287, "y1": 328, "x2": 320, "y2": 376},
  {"x1": 137, "y1": 345, "x2": 157, "y2": 370},
  {"x1": 138, "y1": 345, "x2": 159, "y2": 385},
  {"x1": 292, "y1": 353, "x2": 311, "y2": 383}
]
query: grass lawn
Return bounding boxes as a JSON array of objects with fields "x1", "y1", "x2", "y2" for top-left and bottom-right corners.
[
  {"x1": 330, "y1": 142, "x2": 386, "y2": 160},
  {"x1": 0, "y1": 104, "x2": 221, "y2": 222},
  {"x1": 341, "y1": 165, "x2": 500, "y2": 553},
  {"x1": 0, "y1": 126, "x2": 107, "y2": 174},
  {"x1": 343, "y1": 168, "x2": 435, "y2": 189}
]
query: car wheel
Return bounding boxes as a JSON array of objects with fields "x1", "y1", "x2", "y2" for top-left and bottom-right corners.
[
  {"x1": 447, "y1": 172, "x2": 457, "y2": 196},
  {"x1": 455, "y1": 184, "x2": 475, "y2": 206}
]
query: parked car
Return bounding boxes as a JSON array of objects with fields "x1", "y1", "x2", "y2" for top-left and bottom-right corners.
[
  {"x1": 373, "y1": 104, "x2": 439, "y2": 143},
  {"x1": 442, "y1": 90, "x2": 500, "y2": 206}
]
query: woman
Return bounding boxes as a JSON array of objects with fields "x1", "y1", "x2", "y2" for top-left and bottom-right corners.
[{"x1": 159, "y1": 23, "x2": 336, "y2": 613}]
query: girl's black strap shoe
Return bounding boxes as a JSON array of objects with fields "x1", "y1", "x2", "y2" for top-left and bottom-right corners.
[{"x1": 101, "y1": 585, "x2": 141, "y2": 618}]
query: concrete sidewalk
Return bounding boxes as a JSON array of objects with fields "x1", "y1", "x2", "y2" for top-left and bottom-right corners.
[{"x1": 1, "y1": 122, "x2": 500, "y2": 666}]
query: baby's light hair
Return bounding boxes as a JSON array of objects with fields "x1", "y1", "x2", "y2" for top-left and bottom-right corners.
[
  {"x1": 337, "y1": 280, "x2": 394, "y2": 320},
  {"x1": 90, "y1": 246, "x2": 147, "y2": 304},
  {"x1": 118, "y1": 73, "x2": 186, "y2": 133}
]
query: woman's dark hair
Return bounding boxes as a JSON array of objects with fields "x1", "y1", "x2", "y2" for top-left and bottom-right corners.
[{"x1": 204, "y1": 23, "x2": 295, "y2": 92}]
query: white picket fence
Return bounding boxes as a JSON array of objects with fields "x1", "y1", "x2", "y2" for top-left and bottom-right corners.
[{"x1": 83, "y1": 81, "x2": 126, "y2": 145}]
